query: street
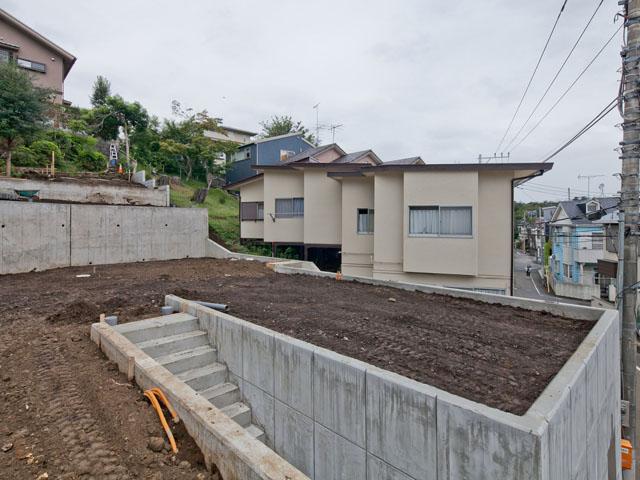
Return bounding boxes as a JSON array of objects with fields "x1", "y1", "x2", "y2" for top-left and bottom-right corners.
[{"x1": 513, "y1": 251, "x2": 589, "y2": 306}]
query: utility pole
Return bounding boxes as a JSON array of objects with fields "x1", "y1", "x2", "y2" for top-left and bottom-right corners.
[
  {"x1": 620, "y1": 0, "x2": 639, "y2": 476},
  {"x1": 577, "y1": 174, "x2": 605, "y2": 198}
]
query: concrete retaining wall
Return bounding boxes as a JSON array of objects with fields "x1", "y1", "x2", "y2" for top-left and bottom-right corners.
[
  {"x1": 166, "y1": 294, "x2": 620, "y2": 480},
  {"x1": 0, "y1": 201, "x2": 207, "y2": 274},
  {"x1": 0, "y1": 177, "x2": 169, "y2": 206}
]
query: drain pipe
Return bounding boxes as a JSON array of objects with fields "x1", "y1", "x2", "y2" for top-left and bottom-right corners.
[
  {"x1": 191, "y1": 300, "x2": 229, "y2": 312},
  {"x1": 511, "y1": 169, "x2": 546, "y2": 296}
]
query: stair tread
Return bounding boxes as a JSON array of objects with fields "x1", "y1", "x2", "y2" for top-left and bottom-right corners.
[
  {"x1": 155, "y1": 345, "x2": 216, "y2": 364},
  {"x1": 245, "y1": 424, "x2": 264, "y2": 439},
  {"x1": 176, "y1": 363, "x2": 226, "y2": 383},
  {"x1": 137, "y1": 330, "x2": 207, "y2": 349},
  {"x1": 199, "y1": 382, "x2": 238, "y2": 398},
  {"x1": 114, "y1": 313, "x2": 197, "y2": 333},
  {"x1": 220, "y1": 402, "x2": 250, "y2": 418}
]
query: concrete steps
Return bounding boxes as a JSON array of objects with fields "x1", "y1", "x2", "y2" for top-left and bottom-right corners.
[{"x1": 115, "y1": 312, "x2": 264, "y2": 443}]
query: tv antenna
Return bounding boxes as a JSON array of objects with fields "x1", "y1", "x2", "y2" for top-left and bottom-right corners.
[
  {"x1": 577, "y1": 174, "x2": 605, "y2": 198},
  {"x1": 329, "y1": 124, "x2": 343, "y2": 142}
]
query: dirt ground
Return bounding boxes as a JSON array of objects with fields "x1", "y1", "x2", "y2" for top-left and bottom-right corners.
[{"x1": 0, "y1": 258, "x2": 593, "y2": 478}]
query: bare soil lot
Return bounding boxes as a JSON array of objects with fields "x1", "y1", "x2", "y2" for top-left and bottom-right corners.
[{"x1": 0, "y1": 258, "x2": 592, "y2": 478}]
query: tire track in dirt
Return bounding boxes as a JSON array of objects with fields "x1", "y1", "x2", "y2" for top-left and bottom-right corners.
[{"x1": 32, "y1": 333, "x2": 130, "y2": 479}]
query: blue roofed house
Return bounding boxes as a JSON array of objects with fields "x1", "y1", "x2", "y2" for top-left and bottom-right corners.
[
  {"x1": 548, "y1": 196, "x2": 619, "y2": 300},
  {"x1": 225, "y1": 133, "x2": 314, "y2": 185}
]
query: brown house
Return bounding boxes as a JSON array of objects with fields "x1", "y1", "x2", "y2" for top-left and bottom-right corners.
[{"x1": 0, "y1": 8, "x2": 76, "y2": 104}]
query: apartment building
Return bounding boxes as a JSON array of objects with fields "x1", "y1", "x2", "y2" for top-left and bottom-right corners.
[
  {"x1": 0, "y1": 8, "x2": 76, "y2": 104},
  {"x1": 227, "y1": 143, "x2": 553, "y2": 294}
]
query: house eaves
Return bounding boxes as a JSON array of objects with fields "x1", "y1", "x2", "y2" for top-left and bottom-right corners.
[
  {"x1": 223, "y1": 173, "x2": 263, "y2": 190},
  {"x1": 0, "y1": 8, "x2": 77, "y2": 79}
]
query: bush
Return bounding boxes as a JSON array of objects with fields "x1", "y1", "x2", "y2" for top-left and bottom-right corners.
[{"x1": 12, "y1": 140, "x2": 62, "y2": 167}]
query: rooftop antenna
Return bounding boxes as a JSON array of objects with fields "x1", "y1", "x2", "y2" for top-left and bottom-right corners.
[
  {"x1": 329, "y1": 124, "x2": 343, "y2": 143},
  {"x1": 577, "y1": 174, "x2": 605, "y2": 198},
  {"x1": 313, "y1": 103, "x2": 320, "y2": 146},
  {"x1": 598, "y1": 183, "x2": 605, "y2": 198},
  {"x1": 477, "y1": 152, "x2": 510, "y2": 163}
]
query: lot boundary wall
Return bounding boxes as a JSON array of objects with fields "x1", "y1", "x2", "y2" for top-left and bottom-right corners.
[
  {"x1": 0, "y1": 177, "x2": 169, "y2": 206},
  {"x1": 166, "y1": 292, "x2": 620, "y2": 480},
  {"x1": 0, "y1": 201, "x2": 207, "y2": 274}
]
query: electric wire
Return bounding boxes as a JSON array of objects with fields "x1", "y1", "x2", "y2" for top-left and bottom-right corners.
[
  {"x1": 503, "y1": 0, "x2": 605, "y2": 152},
  {"x1": 510, "y1": 25, "x2": 623, "y2": 153},
  {"x1": 494, "y1": 0, "x2": 569, "y2": 153}
]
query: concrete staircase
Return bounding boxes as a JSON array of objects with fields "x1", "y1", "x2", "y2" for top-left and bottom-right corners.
[{"x1": 114, "y1": 313, "x2": 264, "y2": 442}]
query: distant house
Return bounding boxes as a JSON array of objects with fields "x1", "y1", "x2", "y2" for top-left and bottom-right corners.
[
  {"x1": 205, "y1": 125, "x2": 257, "y2": 166},
  {"x1": 0, "y1": 8, "x2": 76, "y2": 104},
  {"x1": 226, "y1": 141, "x2": 553, "y2": 293},
  {"x1": 225, "y1": 132, "x2": 314, "y2": 185},
  {"x1": 548, "y1": 197, "x2": 619, "y2": 300}
]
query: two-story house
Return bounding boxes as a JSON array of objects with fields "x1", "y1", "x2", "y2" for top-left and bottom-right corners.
[
  {"x1": 0, "y1": 8, "x2": 76, "y2": 104},
  {"x1": 225, "y1": 132, "x2": 314, "y2": 185},
  {"x1": 226, "y1": 142, "x2": 553, "y2": 294},
  {"x1": 548, "y1": 197, "x2": 619, "y2": 300}
]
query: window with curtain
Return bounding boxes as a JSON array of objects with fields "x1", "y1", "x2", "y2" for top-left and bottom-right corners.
[
  {"x1": 357, "y1": 208, "x2": 374, "y2": 234},
  {"x1": 0, "y1": 49, "x2": 11, "y2": 64},
  {"x1": 440, "y1": 207, "x2": 472, "y2": 235},
  {"x1": 409, "y1": 206, "x2": 472, "y2": 236},
  {"x1": 409, "y1": 206, "x2": 439, "y2": 234},
  {"x1": 275, "y1": 198, "x2": 304, "y2": 218},
  {"x1": 240, "y1": 202, "x2": 264, "y2": 221}
]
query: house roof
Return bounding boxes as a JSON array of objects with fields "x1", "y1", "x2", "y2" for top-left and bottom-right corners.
[
  {"x1": 383, "y1": 157, "x2": 425, "y2": 165},
  {"x1": 241, "y1": 132, "x2": 316, "y2": 148},
  {"x1": 283, "y1": 143, "x2": 346, "y2": 163},
  {"x1": 359, "y1": 162, "x2": 554, "y2": 174},
  {"x1": 331, "y1": 149, "x2": 383, "y2": 165},
  {"x1": 221, "y1": 125, "x2": 257, "y2": 136},
  {"x1": 553, "y1": 197, "x2": 620, "y2": 225},
  {"x1": 0, "y1": 8, "x2": 76, "y2": 79},
  {"x1": 223, "y1": 173, "x2": 263, "y2": 190}
]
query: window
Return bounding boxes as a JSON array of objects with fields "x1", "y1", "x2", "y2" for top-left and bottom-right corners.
[
  {"x1": 280, "y1": 150, "x2": 296, "y2": 162},
  {"x1": 240, "y1": 202, "x2": 264, "y2": 221},
  {"x1": 409, "y1": 206, "x2": 472, "y2": 236},
  {"x1": 17, "y1": 58, "x2": 46, "y2": 73},
  {"x1": 0, "y1": 49, "x2": 11, "y2": 64},
  {"x1": 357, "y1": 208, "x2": 374, "y2": 234},
  {"x1": 275, "y1": 198, "x2": 304, "y2": 218}
]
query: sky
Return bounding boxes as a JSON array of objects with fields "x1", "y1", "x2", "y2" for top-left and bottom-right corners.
[{"x1": 4, "y1": 0, "x2": 625, "y2": 202}]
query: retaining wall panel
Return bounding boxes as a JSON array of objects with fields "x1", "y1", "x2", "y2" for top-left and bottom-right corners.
[
  {"x1": 313, "y1": 349, "x2": 366, "y2": 448},
  {"x1": 366, "y1": 454, "x2": 415, "y2": 480},
  {"x1": 274, "y1": 335, "x2": 314, "y2": 417},
  {"x1": 242, "y1": 323, "x2": 275, "y2": 395},
  {"x1": 213, "y1": 313, "x2": 243, "y2": 379},
  {"x1": 365, "y1": 369, "x2": 437, "y2": 479},
  {"x1": 569, "y1": 365, "x2": 588, "y2": 479},
  {"x1": 241, "y1": 380, "x2": 275, "y2": 448},
  {"x1": 274, "y1": 400, "x2": 314, "y2": 478},
  {"x1": 314, "y1": 422, "x2": 366, "y2": 480}
]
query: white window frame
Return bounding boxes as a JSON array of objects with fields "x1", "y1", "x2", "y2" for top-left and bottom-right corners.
[
  {"x1": 408, "y1": 205, "x2": 473, "y2": 238},
  {"x1": 356, "y1": 208, "x2": 374, "y2": 234}
]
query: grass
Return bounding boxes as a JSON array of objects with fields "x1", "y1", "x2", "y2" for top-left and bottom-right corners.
[{"x1": 169, "y1": 180, "x2": 269, "y2": 255}]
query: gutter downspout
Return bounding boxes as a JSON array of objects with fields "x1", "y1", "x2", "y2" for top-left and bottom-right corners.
[{"x1": 511, "y1": 169, "x2": 546, "y2": 296}]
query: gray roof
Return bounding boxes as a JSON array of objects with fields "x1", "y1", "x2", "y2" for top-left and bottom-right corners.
[
  {"x1": 284, "y1": 144, "x2": 345, "y2": 163},
  {"x1": 331, "y1": 150, "x2": 382, "y2": 165},
  {"x1": 384, "y1": 156, "x2": 424, "y2": 165},
  {"x1": 556, "y1": 197, "x2": 619, "y2": 225}
]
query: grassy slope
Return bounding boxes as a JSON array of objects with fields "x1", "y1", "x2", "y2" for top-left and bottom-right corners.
[{"x1": 170, "y1": 181, "x2": 269, "y2": 255}]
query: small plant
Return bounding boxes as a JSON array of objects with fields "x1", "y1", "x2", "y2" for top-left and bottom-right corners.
[{"x1": 218, "y1": 195, "x2": 226, "y2": 205}]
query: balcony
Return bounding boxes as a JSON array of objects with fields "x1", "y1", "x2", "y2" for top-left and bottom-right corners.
[{"x1": 573, "y1": 247, "x2": 603, "y2": 264}]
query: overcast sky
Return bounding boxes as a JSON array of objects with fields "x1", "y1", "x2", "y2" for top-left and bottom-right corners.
[{"x1": 5, "y1": 0, "x2": 625, "y2": 202}]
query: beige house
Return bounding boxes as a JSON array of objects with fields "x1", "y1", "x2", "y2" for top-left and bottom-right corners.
[
  {"x1": 0, "y1": 8, "x2": 76, "y2": 104},
  {"x1": 227, "y1": 144, "x2": 553, "y2": 294}
]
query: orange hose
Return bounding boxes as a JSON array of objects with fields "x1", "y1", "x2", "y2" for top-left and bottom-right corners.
[
  {"x1": 150, "y1": 387, "x2": 179, "y2": 422},
  {"x1": 144, "y1": 390, "x2": 178, "y2": 453}
]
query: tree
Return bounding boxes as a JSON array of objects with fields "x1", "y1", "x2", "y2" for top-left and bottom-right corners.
[
  {"x1": 159, "y1": 101, "x2": 235, "y2": 183},
  {"x1": 259, "y1": 115, "x2": 316, "y2": 145},
  {"x1": 90, "y1": 76, "x2": 111, "y2": 107},
  {"x1": 0, "y1": 62, "x2": 51, "y2": 176},
  {"x1": 91, "y1": 94, "x2": 149, "y2": 171}
]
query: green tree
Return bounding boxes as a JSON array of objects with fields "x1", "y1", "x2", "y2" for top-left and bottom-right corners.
[
  {"x1": 91, "y1": 94, "x2": 149, "y2": 171},
  {"x1": 259, "y1": 115, "x2": 316, "y2": 145},
  {"x1": 159, "y1": 101, "x2": 235, "y2": 181},
  {"x1": 0, "y1": 62, "x2": 51, "y2": 176},
  {"x1": 90, "y1": 75, "x2": 111, "y2": 107}
]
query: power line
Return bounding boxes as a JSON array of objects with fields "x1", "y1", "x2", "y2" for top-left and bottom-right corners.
[
  {"x1": 539, "y1": 96, "x2": 618, "y2": 163},
  {"x1": 503, "y1": 0, "x2": 605, "y2": 152},
  {"x1": 510, "y1": 25, "x2": 623, "y2": 152},
  {"x1": 494, "y1": 0, "x2": 569, "y2": 153}
]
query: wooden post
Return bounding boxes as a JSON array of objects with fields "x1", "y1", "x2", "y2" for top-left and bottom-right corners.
[
  {"x1": 127, "y1": 356, "x2": 135, "y2": 382},
  {"x1": 51, "y1": 150, "x2": 56, "y2": 176}
]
